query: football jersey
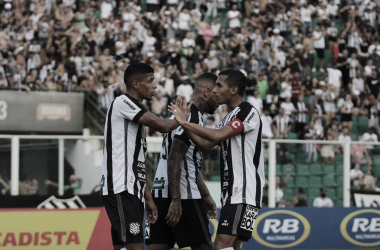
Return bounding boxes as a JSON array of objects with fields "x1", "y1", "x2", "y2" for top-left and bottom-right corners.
[
  {"x1": 152, "y1": 105, "x2": 203, "y2": 200},
  {"x1": 218, "y1": 101, "x2": 265, "y2": 208},
  {"x1": 101, "y1": 94, "x2": 148, "y2": 202}
]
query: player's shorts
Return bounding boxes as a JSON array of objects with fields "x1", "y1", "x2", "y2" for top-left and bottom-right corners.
[
  {"x1": 217, "y1": 203, "x2": 259, "y2": 242},
  {"x1": 102, "y1": 191, "x2": 144, "y2": 245},
  {"x1": 145, "y1": 197, "x2": 211, "y2": 249}
]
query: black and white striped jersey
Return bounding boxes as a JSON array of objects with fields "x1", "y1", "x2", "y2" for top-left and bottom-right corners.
[
  {"x1": 152, "y1": 105, "x2": 203, "y2": 200},
  {"x1": 273, "y1": 114, "x2": 292, "y2": 135},
  {"x1": 218, "y1": 102, "x2": 265, "y2": 208},
  {"x1": 101, "y1": 94, "x2": 148, "y2": 202}
]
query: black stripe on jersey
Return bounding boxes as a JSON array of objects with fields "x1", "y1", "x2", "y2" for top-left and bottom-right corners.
[
  {"x1": 183, "y1": 159, "x2": 192, "y2": 199},
  {"x1": 226, "y1": 139, "x2": 233, "y2": 205},
  {"x1": 132, "y1": 125, "x2": 143, "y2": 198},
  {"x1": 253, "y1": 118, "x2": 263, "y2": 207},
  {"x1": 106, "y1": 100, "x2": 115, "y2": 194},
  {"x1": 124, "y1": 120, "x2": 129, "y2": 189},
  {"x1": 241, "y1": 133, "x2": 246, "y2": 204}
]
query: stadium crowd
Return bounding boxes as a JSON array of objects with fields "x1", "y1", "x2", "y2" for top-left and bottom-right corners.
[{"x1": 1, "y1": 0, "x2": 380, "y2": 200}]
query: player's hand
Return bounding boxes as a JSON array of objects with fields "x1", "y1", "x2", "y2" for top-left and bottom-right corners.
[
  {"x1": 166, "y1": 199, "x2": 182, "y2": 227},
  {"x1": 203, "y1": 195, "x2": 218, "y2": 219},
  {"x1": 145, "y1": 199, "x2": 158, "y2": 224},
  {"x1": 168, "y1": 102, "x2": 191, "y2": 125}
]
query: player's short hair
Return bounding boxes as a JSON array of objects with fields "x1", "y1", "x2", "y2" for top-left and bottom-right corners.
[
  {"x1": 218, "y1": 70, "x2": 247, "y2": 96},
  {"x1": 124, "y1": 63, "x2": 154, "y2": 89},
  {"x1": 196, "y1": 73, "x2": 217, "y2": 86}
]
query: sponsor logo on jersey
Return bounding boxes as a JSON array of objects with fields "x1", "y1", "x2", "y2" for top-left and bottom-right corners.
[
  {"x1": 152, "y1": 180, "x2": 165, "y2": 190},
  {"x1": 222, "y1": 220, "x2": 229, "y2": 226},
  {"x1": 123, "y1": 99, "x2": 136, "y2": 110},
  {"x1": 145, "y1": 222, "x2": 150, "y2": 239},
  {"x1": 253, "y1": 210, "x2": 310, "y2": 248},
  {"x1": 340, "y1": 209, "x2": 380, "y2": 247}
]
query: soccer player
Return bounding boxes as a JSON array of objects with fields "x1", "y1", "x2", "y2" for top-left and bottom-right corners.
[
  {"x1": 168, "y1": 70, "x2": 265, "y2": 250},
  {"x1": 100, "y1": 63, "x2": 187, "y2": 250},
  {"x1": 146, "y1": 73, "x2": 219, "y2": 250}
]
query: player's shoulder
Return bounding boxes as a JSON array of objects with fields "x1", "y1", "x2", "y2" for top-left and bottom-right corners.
[
  {"x1": 237, "y1": 101, "x2": 259, "y2": 121},
  {"x1": 115, "y1": 94, "x2": 144, "y2": 110},
  {"x1": 188, "y1": 104, "x2": 201, "y2": 124}
]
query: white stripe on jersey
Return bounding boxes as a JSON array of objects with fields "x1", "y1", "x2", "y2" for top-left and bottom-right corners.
[
  {"x1": 101, "y1": 94, "x2": 148, "y2": 202},
  {"x1": 218, "y1": 102, "x2": 265, "y2": 208},
  {"x1": 152, "y1": 105, "x2": 203, "y2": 200}
]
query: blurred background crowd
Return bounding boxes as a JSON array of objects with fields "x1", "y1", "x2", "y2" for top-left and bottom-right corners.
[{"x1": 1, "y1": 0, "x2": 380, "y2": 205}]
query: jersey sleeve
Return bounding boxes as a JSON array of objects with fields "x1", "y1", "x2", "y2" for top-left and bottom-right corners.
[
  {"x1": 115, "y1": 96, "x2": 147, "y2": 122},
  {"x1": 233, "y1": 102, "x2": 260, "y2": 134}
]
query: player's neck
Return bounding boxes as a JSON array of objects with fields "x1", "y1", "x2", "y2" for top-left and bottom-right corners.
[
  {"x1": 227, "y1": 96, "x2": 245, "y2": 111},
  {"x1": 192, "y1": 96, "x2": 207, "y2": 114},
  {"x1": 126, "y1": 91, "x2": 143, "y2": 103}
]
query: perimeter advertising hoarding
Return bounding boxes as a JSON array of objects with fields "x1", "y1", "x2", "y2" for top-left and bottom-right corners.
[
  {"x1": 0, "y1": 91, "x2": 84, "y2": 133},
  {"x1": 0, "y1": 207, "x2": 379, "y2": 249},
  {"x1": 0, "y1": 208, "x2": 112, "y2": 249}
]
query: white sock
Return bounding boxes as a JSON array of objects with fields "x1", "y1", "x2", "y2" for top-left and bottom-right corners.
[{"x1": 219, "y1": 248, "x2": 234, "y2": 250}]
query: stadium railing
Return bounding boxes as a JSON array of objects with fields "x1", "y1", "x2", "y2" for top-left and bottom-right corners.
[{"x1": 1, "y1": 134, "x2": 379, "y2": 208}]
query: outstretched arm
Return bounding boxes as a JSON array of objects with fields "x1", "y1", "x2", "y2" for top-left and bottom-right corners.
[
  {"x1": 168, "y1": 103, "x2": 235, "y2": 144},
  {"x1": 165, "y1": 138, "x2": 189, "y2": 227}
]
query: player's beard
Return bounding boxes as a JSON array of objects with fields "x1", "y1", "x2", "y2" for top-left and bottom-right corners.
[{"x1": 206, "y1": 97, "x2": 218, "y2": 114}]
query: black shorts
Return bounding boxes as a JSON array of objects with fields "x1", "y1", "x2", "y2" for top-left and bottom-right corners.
[
  {"x1": 217, "y1": 204, "x2": 259, "y2": 242},
  {"x1": 329, "y1": 36, "x2": 337, "y2": 42},
  {"x1": 315, "y1": 48, "x2": 325, "y2": 59},
  {"x1": 145, "y1": 198, "x2": 211, "y2": 249},
  {"x1": 341, "y1": 113, "x2": 352, "y2": 122},
  {"x1": 102, "y1": 191, "x2": 144, "y2": 245}
]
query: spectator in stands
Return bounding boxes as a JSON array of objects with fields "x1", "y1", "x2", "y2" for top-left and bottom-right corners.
[
  {"x1": 290, "y1": 188, "x2": 308, "y2": 207},
  {"x1": 19, "y1": 174, "x2": 38, "y2": 195},
  {"x1": 321, "y1": 127, "x2": 338, "y2": 165},
  {"x1": 176, "y1": 75, "x2": 193, "y2": 102},
  {"x1": 272, "y1": 108, "x2": 292, "y2": 139},
  {"x1": 363, "y1": 168, "x2": 379, "y2": 191},
  {"x1": 362, "y1": 127, "x2": 379, "y2": 154},
  {"x1": 304, "y1": 120, "x2": 321, "y2": 163},
  {"x1": 351, "y1": 136, "x2": 372, "y2": 166},
  {"x1": 365, "y1": 69, "x2": 380, "y2": 99},
  {"x1": 323, "y1": 85, "x2": 337, "y2": 125},
  {"x1": 338, "y1": 126, "x2": 351, "y2": 153},
  {"x1": 339, "y1": 94, "x2": 354, "y2": 132},
  {"x1": 275, "y1": 168, "x2": 291, "y2": 208},
  {"x1": 294, "y1": 95, "x2": 308, "y2": 139},
  {"x1": 313, "y1": 188, "x2": 334, "y2": 207},
  {"x1": 151, "y1": 91, "x2": 167, "y2": 116},
  {"x1": 0, "y1": 174, "x2": 9, "y2": 195},
  {"x1": 350, "y1": 163, "x2": 364, "y2": 189},
  {"x1": 46, "y1": 174, "x2": 82, "y2": 195}
]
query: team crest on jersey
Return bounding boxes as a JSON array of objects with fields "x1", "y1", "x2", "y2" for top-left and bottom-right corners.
[
  {"x1": 240, "y1": 205, "x2": 258, "y2": 231},
  {"x1": 130, "y1": 222, "x2": 140, "y2": 235}
]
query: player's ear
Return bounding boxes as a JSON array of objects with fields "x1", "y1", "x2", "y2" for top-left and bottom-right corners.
[
  {"x1": 231, "y1": 86, "x2": 239, "y2": 95},
  {"x1": 132, "y1": 80, "x2": 139, "y2": 90},
  {"x1": 204, "y1": 87, "x2": 211, "y2": 98}
]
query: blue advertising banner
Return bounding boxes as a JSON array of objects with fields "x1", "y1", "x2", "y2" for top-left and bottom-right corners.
[{"x1": 179, "y1": 208, "x2": 380, "y2": 249}]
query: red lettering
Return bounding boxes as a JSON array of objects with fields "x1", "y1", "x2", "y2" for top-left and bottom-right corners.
[
  {"x1": 66, "y1": 231, "x2": 80, "y2": 245},
  {"x1": 34, "y1": 232, "x2": 39, "y2": 246},
  {"x1": 3, "y1": 233, "x2": 16, "y2": 246},
  {"x1": 19, "y1": 232, "x2": 32, "y2": 246},
  {"x1": 41, "y1": 232, "x2": 52, "y2": 246},
  {"x1": 54, "y1": 232, "x2": 66, "y2": 245}
]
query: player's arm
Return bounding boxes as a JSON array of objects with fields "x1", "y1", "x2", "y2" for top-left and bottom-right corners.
[
  {"x1": 196, "y1": 173, "x2": 217, "y2": 219},
  {"x1": 138, "y1": 112, "x2": 179, "y2": 133},
  {"x1": 144, "y1": 177, "x2": 157, "y2": 224},
  {"x1": 165, "y1": 138, "x2": 189, "y2": 227},
  {"x1": 138, "y1": 96, "x2": 187, "y2": 133},
  {"x1": 183, "y1": 129, "x2": 217, "y2": 152}
]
